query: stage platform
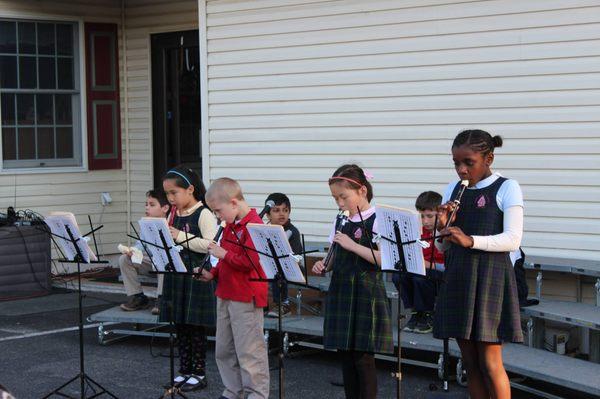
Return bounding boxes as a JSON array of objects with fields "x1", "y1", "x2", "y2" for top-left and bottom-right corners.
[
  {"x1": 89, "y1": 306, "x2": 600, "y2": 398},
  {"x1": 79, "y1": 253, "x2": 600, "y2": 398}
]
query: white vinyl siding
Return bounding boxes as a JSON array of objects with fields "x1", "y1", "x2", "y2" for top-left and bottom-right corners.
[
  {"x1": 204, "y1": 0, "x2": 600, "y2": 261},
  {"x1": 0, "y1": 0, "x2": 126, "y2": 259}
]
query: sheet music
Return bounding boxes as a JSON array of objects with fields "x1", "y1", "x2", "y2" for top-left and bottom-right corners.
[
  {"x1": 138, "y1": 217, "x2": 187, "y2": 272},
  {"x1": 247, "y1": 223, "x2": 306, "y2": 284},
  {"x1": 45, "y1": 212, "x2": 97, "y2": 263},
  {"x1": 375, "y1": 204, "x2": 425, "y2": 276}
]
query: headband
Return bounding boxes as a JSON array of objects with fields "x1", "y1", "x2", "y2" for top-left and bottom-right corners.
[
  {"x1": 328, "y1": 176, "x2": 363, "y2": 187},
  {"x1": 166, "y1": 170, "x2": 192, "y2": 187}
]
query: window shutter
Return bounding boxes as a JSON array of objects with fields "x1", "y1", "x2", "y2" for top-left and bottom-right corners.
[{"x1": 84, "y1": 22, "x2": 121, "y2": 170}]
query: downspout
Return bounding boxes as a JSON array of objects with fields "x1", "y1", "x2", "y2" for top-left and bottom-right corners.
[
  {"x1": 198, "y1": 0, "x2": 210, "y2": 186},
  {"x1": 122, "y1": 0, "x2": 132, "y2": 242}
]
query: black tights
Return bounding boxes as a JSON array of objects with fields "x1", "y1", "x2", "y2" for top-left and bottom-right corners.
[
  {"x1": 176, "y1": 324, "x2": 207, "y2": 376},
  {"x1": 340, "y1": 351, "x2": 377, "y2": 399}
]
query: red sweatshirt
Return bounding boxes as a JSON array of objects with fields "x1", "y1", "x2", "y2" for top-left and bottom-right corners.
[
  {"x1": 210, "y1": 208, "x2": 268, "y2": 307},
  {"x1": 422, "y1": 228, "x2": 445, "y2": 265}
]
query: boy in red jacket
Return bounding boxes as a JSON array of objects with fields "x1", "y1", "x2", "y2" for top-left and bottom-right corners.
[{"x1": 199, "y1": 177, "x2": 269, "y2": 399}]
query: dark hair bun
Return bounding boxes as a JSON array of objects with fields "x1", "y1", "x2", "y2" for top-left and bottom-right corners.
[{"x1": 492, "y1": 135, "x2": 503, "y2": 148}]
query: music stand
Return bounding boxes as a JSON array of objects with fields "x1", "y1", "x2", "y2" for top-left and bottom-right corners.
[
  {"x1": 426, "y1": 213, "x2": 452, "y2": 393},
  {"x1": 374, "y1": 205, "x2": 427, "y2": 399},
  {"x1": 246, "y1": 223, "x2": 306, "y2": 399},
  {"x1": 345, "y1": 207, "x2": 455, "y2": 397},
  {"x1": 41, "y1": 213, "x2": 118, "y2": 399},
  {"x1": 128, "y1": 218, "x2": 191, "y2": 399},
  {"x1": 378, "y1": 209, "x2": 454, "y2": 395}
]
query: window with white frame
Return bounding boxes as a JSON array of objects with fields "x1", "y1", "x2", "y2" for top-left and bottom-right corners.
[{"x1": 0, "y1": 19, "x2": 81, "y2": 169}]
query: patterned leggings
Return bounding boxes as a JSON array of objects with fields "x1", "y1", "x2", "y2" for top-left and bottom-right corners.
[
  {"x1": 176, "y1": 324, "x2": 207, "y2": 376},
  {"x1": 340, "y1": 350, "x2": 377, "y2": 399}
]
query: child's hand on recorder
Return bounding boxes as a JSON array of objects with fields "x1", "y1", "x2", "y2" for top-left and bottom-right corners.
[
  {"x1": 208, "y1": 242, "x2": 227, "y2": 259},
  {"x1": 196, "y1": 268, "x2": 214, "y2": 282},
  {"x1": 332, "y1": 232, "x2": 356, "y2": 252},
  {"x1": 436, "y1": 201, "x2": 457, "y2": 229},
  {"x1": 440, "y1": 226, "x2": 474, "y2": 248},
  {"x1": 169, "y1": 226, "x2": 180, "y2": 239},
  {"x1": 312, "y1": 260, "x2": 325, "y2": 274}
]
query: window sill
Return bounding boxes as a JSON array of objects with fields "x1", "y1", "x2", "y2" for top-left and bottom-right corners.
[{"x1": 0, "y1": 166, "x2": 88, "y2": 175}]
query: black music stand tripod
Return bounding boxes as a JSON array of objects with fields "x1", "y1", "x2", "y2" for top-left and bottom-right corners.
[
  {"x1": 390, "y1": 219, "x2": 454, "y2": 397},
  {"x1": 41, "y1": 217, "x2": 118, "y2": 399},
  {"x1": 128, "y1": 223, "x2": 194, "y2": 399},
  {"x1": 223, "y1": 233, "x2": 317, "y2": 399},
  {"x1": 350, "y1": 209, "x2": 433, "y2": 399}
]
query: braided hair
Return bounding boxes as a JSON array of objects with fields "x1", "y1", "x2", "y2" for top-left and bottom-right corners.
[{"x1": 452, "y1": 129, "x2": 503, "y2": 155}]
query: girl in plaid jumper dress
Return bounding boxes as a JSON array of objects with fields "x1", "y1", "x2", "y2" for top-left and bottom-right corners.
[
  {"x1": 160, "y1": 166, "x2": 218, "y2": 392},
  {"x1": 312, "y1": 164, "x2": 393, "y2": 399},
  {"x1": 434, "y1": 130, "x2": 524, "y2": 399}
]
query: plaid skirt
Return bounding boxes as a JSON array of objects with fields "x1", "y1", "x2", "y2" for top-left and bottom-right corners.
[
  {"x1": 159, "y1": 274, "x2": 216, "y2": 327},
  {"x1": 324, "y1": 270, "x2": 394, "y2": 354},
  {"x1": 433, "y1": 247, "x2": 523, "y2": 343}
]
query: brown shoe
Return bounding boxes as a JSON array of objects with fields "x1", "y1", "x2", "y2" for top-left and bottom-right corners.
[{"x1": 120, "y1": 294, "x2": 149, "y2": 311}]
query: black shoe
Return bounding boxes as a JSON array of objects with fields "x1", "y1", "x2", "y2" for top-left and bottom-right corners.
[
  {"x1": 403, "y1": 312, "x2": 418, "y2": 332},
  {"x1": 120, "y1": 294, "x2": 149, "y2": 311},
  {"x1": 172, "y1": 374, "x2": 188, "y2": 388},
  {"x1": 180, "y1": 375, "x2": 207, "y2": 392},
  {"x1": 414, "y1": 312, "x2": 433, "y2": 334},
  {"x1": 521, "y1": 298, "x2": 539, "y2": 307}
]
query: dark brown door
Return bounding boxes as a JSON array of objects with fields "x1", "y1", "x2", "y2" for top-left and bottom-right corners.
[{"x1": 151, "y1": 30, "x2": 201, "y2": 187}]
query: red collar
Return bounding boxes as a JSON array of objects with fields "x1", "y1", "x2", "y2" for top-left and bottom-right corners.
[{"x1": 229, "y1": 208, "x2": 259, "y2": 230}]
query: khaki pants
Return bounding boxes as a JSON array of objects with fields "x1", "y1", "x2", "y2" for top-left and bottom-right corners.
[
  {"x1": 118, "y1": 254, "x2": 163, "y2": 297},
  {"x1": 216, "y1": 298, "x2": 269, "y2": 399}
]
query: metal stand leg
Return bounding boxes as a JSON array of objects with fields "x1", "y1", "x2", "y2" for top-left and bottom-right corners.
[
  {"x1": 393, "y1": 289, "x2": 403, "y2": 398},
  {"x1": 42, "y1": 261, "x2": 119, "y2": 399},
  {"x1": 595, "y1": 278, "x2": 600, "y2": 308},
  {"x1": 528, "y1": 317, "x2": 545, "y2": 349},
  {"x1": 535, "y1": 271, "x2": 543, "y2": 301},
  {"x1": 590, "y1": 330, "x2": 600, "y2": 363},
  {"x1": 159, "y1": 301, "x2": 186, "y2": 399},
  {"x1": 456, "y1": 359, "x2": 467, "y2": 387},
  {"x1": 296, "y1": 289, "x2": 302, "y2": 316}
]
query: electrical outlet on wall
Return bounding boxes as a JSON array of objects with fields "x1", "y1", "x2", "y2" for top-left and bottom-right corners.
[{"x1": 101, "y1": 192, "x2": 112, "y2": 206}]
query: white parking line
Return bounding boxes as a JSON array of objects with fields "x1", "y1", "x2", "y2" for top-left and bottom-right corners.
[{"x1": 0, "y1": 322, "x2": 117, "y2": 342}]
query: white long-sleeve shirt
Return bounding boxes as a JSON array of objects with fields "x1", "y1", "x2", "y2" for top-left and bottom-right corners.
[
  {"x1": 173, "y1": 202, "x2": 218, "y2": 253},
  {"x1": 437, "y1": 172, "x2": 524, "y2": 254}
]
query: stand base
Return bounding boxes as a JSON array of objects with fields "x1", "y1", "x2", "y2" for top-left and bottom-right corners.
[
  {"x1": 42, "y1": 372, "x2": 118, "y2": 399},
  {"x1": 158, "y1": 385, "x2": 187, "y2": 399}
]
